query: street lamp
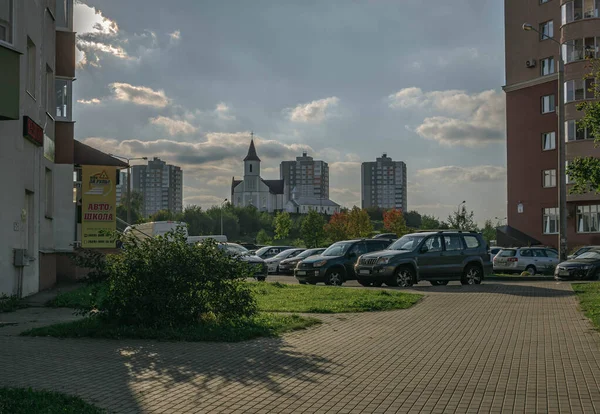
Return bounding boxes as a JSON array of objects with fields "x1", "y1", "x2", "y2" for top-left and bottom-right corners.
[
  {"x1": 220, "y1": 198, "x2": 228, "y2": 235},
  {"x1": 109, "y1": 154, "x2": 148, "y2": 225},
  {"x1": 523, "y1": 22, "x2": 567, "y2": 260}
]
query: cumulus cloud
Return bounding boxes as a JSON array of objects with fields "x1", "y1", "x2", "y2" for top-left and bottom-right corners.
[
  {"x1": 416, "y1": 165, "x2": 506, "y2": 183},
  {"x1": 110, "y1": 83, "x2": 170, "y2": 107},
  {"x1": 150, "y1": 116, "x2": 198, "y2": 135},
  {"x1": 287, "y1": 97, "x2": 340, "y2": 123},
  {"x1": 77, "y1": 98, "x2": 101, "y2": 105},
  {"x1": 169, "y1": 30, "x2": 181, "y2": 43},
  {"x1": 389, "y1": 88, "x2": 505, "y2": 147},
  {"x1": 214, "y1": 103, "x2": 235, "y2": 121}
]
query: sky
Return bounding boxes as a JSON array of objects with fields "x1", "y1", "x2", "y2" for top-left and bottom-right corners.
[{"x1": 72, "y1": 0, "x2": 507, "y2": 225}]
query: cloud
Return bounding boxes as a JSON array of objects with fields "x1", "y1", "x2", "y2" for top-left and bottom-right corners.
[
  {"x1": 416, "y1": 165, "x2": 506, "y2": 183},
  {"x1": 110, "y1": 83, "x2": 170, "y2": 107},
  {"x1": 214, "y1": 103, "x2": 235, "y2": 121},
  {"x1": 388, "y1": 88, "x2": 505, "y2": 147},
  {"x1": 169, "y1": 30, "x2": 181, "y2": 43},
  {"x1": 150, "y1": 116, "x2": 198, "y2": 135},
  {"x1": 77, "y1": 98, "x2": 101, "y2": 105},
  {"x1": 287, "y1": 97, "x2": 340, "y2": 123}
]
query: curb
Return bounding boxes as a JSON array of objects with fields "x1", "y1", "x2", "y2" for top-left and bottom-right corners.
[{"x1": 489, "y1": 276, "x2": 555, "y2": 282}]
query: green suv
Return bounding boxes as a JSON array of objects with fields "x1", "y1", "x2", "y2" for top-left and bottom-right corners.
[
  {"x1": 294, "y1": 239, "x2": 391, "y2": 286},
  {"x1": 354, "y1": 231, "x2": 492, "y2": 287}
]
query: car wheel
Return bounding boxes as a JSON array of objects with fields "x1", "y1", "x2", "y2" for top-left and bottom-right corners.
[
  {"x1": 358, "y1": 280, "x2": 372, "y2": 287},
  {"x1": 325, "y1": 269, "x2": 344, "y2": 286},
  {"x1": 389, "y1": 267, "x2": 414, "y2": 287},
  {"x1": 461, "y1": 265, "x2": 482, "y2": 285},
  {"x1": 430, "y1": 280, "x2": 449, "y2": 286},
  {"x1": 256, "y1": 277, "x2": 266, "y2": 282},
  {"x1": 525, "y1": 265, "x2": 536, "y2": 276}
]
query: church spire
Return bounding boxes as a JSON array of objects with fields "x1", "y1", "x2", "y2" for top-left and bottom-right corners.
[{"x1": 243, "y1": 131, "x2": 261, "y2": 161}]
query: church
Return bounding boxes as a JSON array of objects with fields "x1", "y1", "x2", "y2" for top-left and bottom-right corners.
[{"x1": 231, "y1": 137, "x2": 286, "y2": 212}]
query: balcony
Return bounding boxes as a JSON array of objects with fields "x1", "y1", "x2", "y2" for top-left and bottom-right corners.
[{"x1": 0, "y1": 45, "x2": 20, "y2": 120}]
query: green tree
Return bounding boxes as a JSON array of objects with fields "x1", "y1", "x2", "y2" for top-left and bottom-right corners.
[
  {"x1": 274, "y1": 211, "x2": 292, "y2": 240},
  {"x1": 567, "y1": 59, "x2": 600, "y2": 193},
  {"x1": 180, "y1": 205, "x2": 215, "y2": 236},
  {"x1": 481, "y1": 219, "x2": 497, "y2": 244},
  {"x1": 364, "y1": 207, "x2": 385, "y2": 221},
  {"x1": 324, "y1": 211, "x2": 350, "y2": 242},
  {"x1": 404, "y1": 210, "x2": 422, "y2": 228},
  {"x1": 301, "y1": 210, "x2": 326, "y2": 248},
  {"x1": 447, "y1": 205, "x2": 478, "y2": 231},
  {"x1": 256, "y1": 229, "x2": 272, "y2": 245},
  {"x1": 116, "y1": 191, "x2": 144, "y2": 227},
  {"x1": 346, "y1": 206, "x2": 373, "y2": 238},
  {"x1": 420, "y1": 214, "x2": 442, "y2": 230},
  {"x1": 149, "y1": 209, "x2": 175, "y2": 222}
]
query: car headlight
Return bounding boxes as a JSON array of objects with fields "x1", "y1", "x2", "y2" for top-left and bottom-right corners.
[
  {"x1": 377, "y1": 257, "x2": 390, "y2": 265},
  {"x1": 313, "y1": 260, "x2": 328, "y2": 268}
]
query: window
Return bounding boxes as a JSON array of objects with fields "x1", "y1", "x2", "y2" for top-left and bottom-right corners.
[
  {"x1": 423, "y1": 236, "x2": 443, "y2": 252},
  {"x1": 45, "y1": 65, "x2": 53, "y2": 114},
  {"x1": 55, "y1": 78, "x2": 72, "y2": 120},
  {"x1": 542, "y1": 132, "x2": 556, "y2": 150},
  {"x1": 249, "y1": 164, "x2": 252, "y2": 173},
  {"x1": 577, "y1": 205, "x2": 600, "y2": 233},
  {"x1": 443, "y1": 235, "x2": 464, "y2": 251},
  {"x1": 0, "y1": 0, "x2": 13, "y2": 44},
  {"x1": 539, "y1": 21, "x2": 553, "y2": 41},
  {"x1": 55, "y1": 0, "x2": 71, "y2": 29},
  {"x1": 520, "y1": 249, "x2": 533, "y2": 257},
  {"x1": 540, "y1": 57, "x2": 555, "y2": 76},
  {"x1": 543, "y1": 207, "x2": 559, "y2": 234},
  {"x1": 565, "y1": 120, "x2": 594, "y2": 140},
  {"x1": 533, "y1": 249, "x2": 547, "y2": 258},
  {"x1": 27, "y1": 38, "x2": 36, "y2": 97},
  {"x1": 463, "y1": 235, "x2": 481, "y2": 249},
  {"x1": 563, "y1": 37, "x2": 600, "y2": 63},
  {"x1": 540, "y1": 0, "x2": 550, "y2": 3},
  {"x1": 546, "y1": 249, "x2": 559, "y2": 259},
  {"x1": 45, "y1": 168, "x2": 53, "y2": 218},
  {"x1": 543, "y1": 169, "x2": 557, "y2": 188},
  {"x1": 564, "y1": 79, "x2": 589, "y2": 103},
  {"x1": 541, "y1": 95, "x2": 555, "y2": 113}
]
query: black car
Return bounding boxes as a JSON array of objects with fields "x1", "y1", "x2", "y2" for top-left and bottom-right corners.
[
  {"x1": 373, "y1": 233, "x2": 398, "y2": 241},
  {"x1": 254, "y1": 245, "x2": 295, "y2": 259},
  {"x1": 278, "y1": 248, "x2": 326, "y2": 274},
  {"x1": 294, "y1": 239, "x2": 391, "y2": 286},
  {"x1": 217, "y1": 243, "x2": 268, "y2": 281},
  {"x1": 555, "y1": 250, "x2": 600, "y2": 280}
]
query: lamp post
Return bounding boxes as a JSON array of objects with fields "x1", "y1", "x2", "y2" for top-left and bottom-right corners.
[
  {"x1": 109, "y1": 154, "x2": 148, "y2": 225},
  {"x1": 220, "y1": 198, "x2": 228, "y2": 235},
  {"x1": 522, "y1": 23, "x2": 567, "y2": 260}
]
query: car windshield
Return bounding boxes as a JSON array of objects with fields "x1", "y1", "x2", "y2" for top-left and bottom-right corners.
[
  {"x1": 254, "y1": 246, "x2": 271, "y2": 256},
  {"x1": 387, "y1": 235, "x2": 425, "y2": 251},
  {"x1": 576, "y1": 251, "x2": 600, "y2": 260},
  {"x1": 220, "y1": 244, "x2": 249, "y2": 255},
  {"x1": 498, "y1": 249, "x2": 516, "y2": 257},
  {"x1": 575, "y1": 247, "x2": 591, "y2": 256},
  {"x1": 274, "y1": 249, "x2": 297, "y2": 259},
  {"x1": 297, "y1": 249, "x2": 320, "y2": 259},
  {"x1": 322, "y1": 242, "x2": 352, "y2": 256}
]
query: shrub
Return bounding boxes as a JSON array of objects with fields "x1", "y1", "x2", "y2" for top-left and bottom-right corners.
[
  {"x1": 93, "y1": 229, "x2": 257, "y2": 327},
  {"x1": 71, "y1": 248, "x2": 110, "y2": 284}
]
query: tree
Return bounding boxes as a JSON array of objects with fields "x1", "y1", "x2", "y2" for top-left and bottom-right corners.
[
  {"x1": 567, "y1": 58, "x2": 600, "y2": 193},
  {"x1": 404, "y1": 210, "x2": 422, "y2": 229},
  {"x1": 301, "y1": 210, "x2": 326, "y2": 248},
  {"x1": 481, "y1": 219, "x2": 497, "y2": 244},
  {"x1": 383, "y1": 209, "x2": 408, "y2": 237},
  {"x1": 274, "y1": 211, "x2": 292, "y2": 240},
  {"x1": 420, "y1": 214, "x2": 447, "y2": 230},
  {"x1": 364, "y1": 207, "x2": 385, "y2": 221},
  {"x1": 180, "y1": 205, "x2": 215, "y2": 236},
  {"x1": 324, "y1": 211, "x2": 350, "y2": 242},
  {"x1": 116, "y1": 191, "x2": 144, "y2": 226},
  {"x1": 346, "y1": 207, "x2": 373, "y2": 238},
  {"x1": 149, "y1": 209, "x2": 175, "y2": 222},
  {"x1": 447, "y1": 205, "x2": 478, "y2": 231},
  {"x1": 256, "y1": 229, "x2": 272, "y2": 245}
]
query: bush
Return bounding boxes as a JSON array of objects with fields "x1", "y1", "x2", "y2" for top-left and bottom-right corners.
[
  {"x1": 92, "y1": 229, "x2": 257, "y2": 327},
  {"x1": 71, "y1": 248, "x2": 110, "y2": 284}
]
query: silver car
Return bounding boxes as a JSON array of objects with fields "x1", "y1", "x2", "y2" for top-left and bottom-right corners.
[
  {"x1": 265, "y1": 248, "x2": 305, "y2": 273},
  {"x1": 493, "y1": 247, "x2": 559, "y2": 275},
  {"x1": 489, "y1": 247, "x2": 502, "y2": 263}
]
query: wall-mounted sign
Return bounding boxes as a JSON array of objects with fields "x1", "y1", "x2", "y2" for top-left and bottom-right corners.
[
  {"x1": 517, "y1": 203, "x2": 524, "y2": 214},
  {"x1": 23, "y1": 116, "x2": 43, "y2": 146},
  {"x1": 81, "y1": 166, "x2": 117, "y2": 248}
]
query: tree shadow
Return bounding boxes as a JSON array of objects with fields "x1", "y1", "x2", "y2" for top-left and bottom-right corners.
[{"x1": 404, "y1": 282, "x2": 576, "y2": 298}]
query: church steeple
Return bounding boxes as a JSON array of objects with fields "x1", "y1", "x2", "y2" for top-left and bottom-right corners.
[
  {"x1": 244, "y1": 132, "x2": 260, "y2": 189},
  {"x1": 244, "y1": 132, "x2": 261, "y2": 162}
]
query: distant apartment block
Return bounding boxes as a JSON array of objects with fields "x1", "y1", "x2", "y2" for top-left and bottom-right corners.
[
  {"x1": 132, "y1": 157, "x2": 183, "y2": 217},
  {"x1": 115, "y1": 170, "x2": 127, "y2": 205},
  {"x1": 280, "y1": 152, "x2": 329, "y2": 201},
  {"x1": 361, "y1": 154, "x2": 407, "y2": 210}
]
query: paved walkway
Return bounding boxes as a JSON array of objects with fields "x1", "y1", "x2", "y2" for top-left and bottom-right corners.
[{"x1": 2, "y1": 281, "x2": 600, "y2": 413}]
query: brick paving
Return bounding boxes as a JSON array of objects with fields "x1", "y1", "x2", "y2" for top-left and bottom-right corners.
[{"x1": 1, "y1": 281, "x2": 600, "y2": 413}]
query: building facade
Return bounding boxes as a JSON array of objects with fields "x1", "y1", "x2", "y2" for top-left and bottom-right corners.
[
  {"x1": 280, "y1": 152, "x2": 329, "y2": 201},
  {"x1": 132, "y1": 157, "x2": 183, "y2": 218},
  {"x1": 361, "y1": 154, "x2": 407, "y2": 211},
  {"x1": 504, "y1": 0, "x2": 600, "y2": 248},
  {"x1": 231, "y1": 139, "x2": 286, "y2": 212},
  {"x1": 115, "y1": 170, "x2": 127, "y2": 205}
]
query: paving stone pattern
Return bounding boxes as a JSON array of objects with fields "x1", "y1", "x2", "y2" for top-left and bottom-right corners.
[{"x1": 1, "y1": 281, "x2": 600, "y2": 413}]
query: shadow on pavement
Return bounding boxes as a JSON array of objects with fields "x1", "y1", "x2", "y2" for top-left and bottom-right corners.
[{"x1": 405, "y1": 282, "x2": 575, "y2": 298}]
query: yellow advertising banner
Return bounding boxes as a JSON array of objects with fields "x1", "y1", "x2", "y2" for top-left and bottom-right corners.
[{"x1": 81, "y1": 165, "x2": 117, "y2": 248}]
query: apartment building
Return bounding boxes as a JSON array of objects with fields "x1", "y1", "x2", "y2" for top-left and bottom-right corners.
[
  {"x1": 361, "y1": 154, "x2": 407, "y2": 211},
  {"x1": 132, "y1": 157, "x2": 183, "y2": 217},
  {"x1": 504, "y1": 0, "x2": 600, "y2": 247},
  {"x1": 280, "y1": 152, "x2": 329, "y2": 201},
  {"x1": 115, "y1": 170, "x2": 127, "y2": 204}
]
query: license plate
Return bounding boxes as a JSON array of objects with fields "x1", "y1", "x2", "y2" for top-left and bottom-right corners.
[
  {"x1": 559, "y1": 270, "x2": 569, "y2": 276},
  {"x1": 359, "y1": 269, "x2": 370, "y2": 275},
  {"x1": 296, "y1": 271, "x2": 306, "y2": 276}
]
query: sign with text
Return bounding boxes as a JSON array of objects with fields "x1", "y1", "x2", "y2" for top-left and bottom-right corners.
[{"x1": 81, "y1": 165, "x2": 117, "y2": 248}]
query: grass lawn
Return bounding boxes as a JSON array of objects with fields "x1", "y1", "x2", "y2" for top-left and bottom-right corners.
[
  {"x1": 572, "y1": 282, "x2": 600, "y2": 330},
  {"x1": 0, "y1": 387, "x2": 104, "y2": 413},
  {"x1": 21, "y1": 313, "x2": 320, "y2": 342},
  {"x1": 49, "y1": 282, "x2": 422, "y2": 314}
]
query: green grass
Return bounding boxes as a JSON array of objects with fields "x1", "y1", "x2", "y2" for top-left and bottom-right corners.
[
  {"x1": 573, "y1": 283, "x2": 600, "y2": 330},
  {"x1": 0, "y1": 294, "x2": 26, "y2": 313},
  {"x1": 0, "y1": 387, "x2": 104, "y2": 413},
  {"x1": 50, "y1": 282, "x2": 422, "y2": 314},
  {"x1": 20, "y1": 313, "x2": 321, "y2": 342},
  {"x1": 251, "y1": 282, "x2": 422, "y2": 313}
]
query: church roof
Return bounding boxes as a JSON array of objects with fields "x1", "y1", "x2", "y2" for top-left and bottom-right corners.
[
  {"x1": 231, "y1": 179, "x2": 242, "y2": 191},
  {"x1": 243, "y1": 139, "x2": 261, "y2": 162},
  {"x1": 262, "y1": 179, "x2": 284, "y2": 194}
]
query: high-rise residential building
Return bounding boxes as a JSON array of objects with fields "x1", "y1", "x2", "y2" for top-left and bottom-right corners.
[
  {"x1": 504, "y1": 0, "x2": 600, "y2": 247},
  {"x1": 280, "y1": 152, "x2": 329, "y2": 201},
  {"x1": 115, "y1": 170, "x2": 127, "y2": 205},
  {"x1": 132, "y1": 158, "x2": 183, "y2": 217},
  {"x1": 361, "y1": 154, "x2": 407, "y2": 210}
]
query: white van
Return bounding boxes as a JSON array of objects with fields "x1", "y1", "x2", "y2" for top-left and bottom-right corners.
[
  {"x1": 124, "y1": 221, "x2": 188, "y2": 241},
  {"x1": 187, "y1": 235, "x2": 228, "y2": 244}
]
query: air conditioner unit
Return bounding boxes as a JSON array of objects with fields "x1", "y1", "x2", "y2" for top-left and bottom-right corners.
[{"x1": 526, "y1": 59, "x2": 537, "y2": 68}]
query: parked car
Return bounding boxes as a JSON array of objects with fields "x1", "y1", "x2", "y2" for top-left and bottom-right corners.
[
  {"x1": 216, "y1": 242, "x2": 268, "y2": 281},
  {"x1": 279, "y1": 248, "x2": 326, "y2": 274},
  {"x1": 489, "y1": 246, "x2": 502, "y2": 262},
  {"x1": 373, "y1": 233, "x2": 398, "y2": 241},
  {"x1": 355, "y1": 231, "x2": 492, "y2": 287},
  {"x1": 294, "y1": 239, "x2": 391, "y2": 286},
  {"x1": 254, "y1": 245, "x2": 295, "y2": 259},
  {"x1": 568, "y1": 246, "x2": 600, "y2": 260},
  {"x1": 265, "y1": 248, "x2": 305, "y2": 274},
  {"x1": 493, "y1": 247, "x2": 559, "y2": 275},
  {"x1": 555, "y1": 249, "x2": 600, "y2": 280}
]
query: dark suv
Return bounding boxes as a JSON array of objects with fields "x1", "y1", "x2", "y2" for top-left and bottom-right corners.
[
  {"x1": 355, "y1": 231, "x2": 492, "y2": 287},
  {"x1": 294, "y1": 239, "x2": 391, "y2": 286}
]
